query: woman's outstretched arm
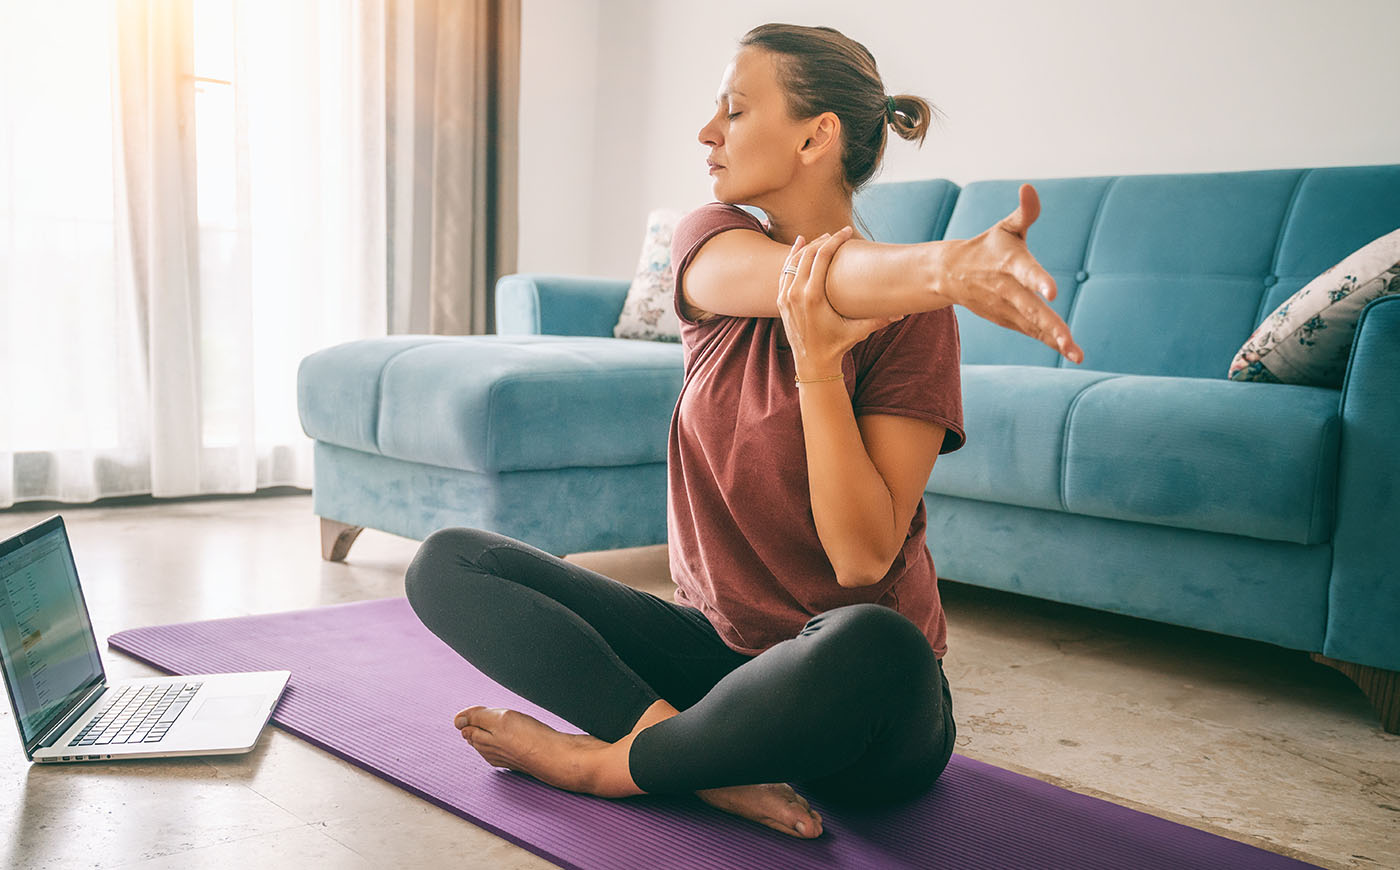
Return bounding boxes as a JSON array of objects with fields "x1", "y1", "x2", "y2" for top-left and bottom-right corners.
[
  {"x1": 684, "y1": 184, "x2": 1083, "y2": 364},
  {"x1": 685, "y1": 228, "x2": 941, "y2": 320}
]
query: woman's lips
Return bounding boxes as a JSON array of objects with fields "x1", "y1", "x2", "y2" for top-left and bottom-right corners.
[{"x1": 708, "y1": 165, "x2": 724, "y2": 174}]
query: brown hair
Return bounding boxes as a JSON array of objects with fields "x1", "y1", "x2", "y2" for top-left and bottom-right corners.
[{"x1": 738, "y1": 23, "x2": 945, "y2": 197}]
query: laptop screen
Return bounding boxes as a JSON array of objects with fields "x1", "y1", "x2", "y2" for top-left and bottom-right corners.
[{"x1": 0, "y1": 517, "x2": 104, "y2": 748}]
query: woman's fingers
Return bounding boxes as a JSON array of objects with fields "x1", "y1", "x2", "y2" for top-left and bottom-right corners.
[
  {"x1": 778, "y1": 235, "x2": 805, "y2": 305},
  {"x1": 1008, "y1": 281, "x2": 1080, "y2": 358},
  {"x1": 975, "y1": 293, "x2": 1025, "y2": 335},
  {"x1": 808, "y1": 228, "x2": 850, "y2": 287},
  {"x1": 779, "y1": 233, "x2": 815, "y2": 299},
  {"x1": 781, "y1": 229, "x2": 852, "y2": 313},
  {"x1": 791, "y1": 232, "x2": 827, "y2": 288},
  {"x1": 1026, "y1": 260, "x2": 1058, "y2": 301},
  {"x1": 798, "y1": 229, "x2": 849, "y2": 280},
  {"x1": 964, "y1": 272, "x2": 1069, "y2": 355},
  {"x1": 1014, "y1": 285, "x2": 1080, "y2": 360},
  {"x1": 1005, "y1": 236, "x2": 1081, "y2": 358},
  {"x1": 992, "y1": 274, "x2": 1049, "y2": 328},
  {"x1": 782, "y1": 234, "x2": 805, "y2": 273},
  {"x1": 998, "y1": 183, "x2": 1041, "y2": 239},
  {"x1": 984, "y1": 269, "x2": 1075, "y2": 354}
]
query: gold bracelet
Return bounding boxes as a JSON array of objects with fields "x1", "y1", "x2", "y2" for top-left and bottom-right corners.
[{"x1": 794, "y1": 373, "x2": 845, "y2": 385}]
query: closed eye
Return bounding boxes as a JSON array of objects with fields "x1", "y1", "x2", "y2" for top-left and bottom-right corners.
[{"x1": 727, "y1": 112, "x2": 741, "y2": 120}]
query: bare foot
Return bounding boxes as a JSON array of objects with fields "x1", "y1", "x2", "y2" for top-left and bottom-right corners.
[
  {"x1": 696, "y1": 782, "x2": 824, "y2": 839},
  {"x1": 454, "y1": 705, "x2": 614, "y2": 795},
  {"x1": 456, "y1": 705, "x2": 824, "y2": 839}
]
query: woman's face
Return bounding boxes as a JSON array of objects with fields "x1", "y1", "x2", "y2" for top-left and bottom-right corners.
[{"x1": 698, "y1": 47, "x2": 810, "y2": 205}]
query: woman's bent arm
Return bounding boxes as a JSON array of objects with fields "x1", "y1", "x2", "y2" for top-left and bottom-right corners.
[
  {"x1": 798, "y1": 380, "x2": 944, "y2": 587},
  {"x1": 776, "y1": 231, "x2": 947, "y2": 588}
]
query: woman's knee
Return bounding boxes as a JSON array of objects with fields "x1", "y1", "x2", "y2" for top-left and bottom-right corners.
[
  {"x1": 805, "y1": 603, "x2": 929, "y2": 654},
  {"x1": 800, "y1": 604, "x2": 936, "y2": 685},
  {"x1": 404, "y1": 526, "x2": 500, "y2": 607}
]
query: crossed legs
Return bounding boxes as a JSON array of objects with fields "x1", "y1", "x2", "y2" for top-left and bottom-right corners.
[{"x1": 404, "y1": 527, "x2": 955, "y2": 836}]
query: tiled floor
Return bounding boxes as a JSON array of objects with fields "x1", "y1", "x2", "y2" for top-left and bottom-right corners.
[{"x1": 0, "y1": 493, "x2": 1393, "y2": 869}]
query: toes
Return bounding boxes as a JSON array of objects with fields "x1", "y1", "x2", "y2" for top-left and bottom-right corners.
[
  {"x1": 784, "y1": 791, "x2": 820, "y2": 832},
  {"x1": 795, "y1": 815, "x2": 822, "y2": 838},
  {"x1": 790, "y1": 805, "x2": 822, "y2": 837},
  {"x1": 780, "y1": 808, "x2": 814, "y2": 836},
  {"x1": 453, "y1": 705, "x2": 488, "y2": 730}
]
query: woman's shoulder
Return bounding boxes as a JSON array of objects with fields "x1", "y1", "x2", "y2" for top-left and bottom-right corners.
[
  {"x1": 675, "y1": 202, "x2": 769, "y2": 241},
  {"x1": 671, "y1": 203, "x2": 771, "y2": 326}
]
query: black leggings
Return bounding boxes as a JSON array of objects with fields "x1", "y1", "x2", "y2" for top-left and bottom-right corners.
[{"x1": 404, "y1": 527, "x2": 956, "y2": 806}]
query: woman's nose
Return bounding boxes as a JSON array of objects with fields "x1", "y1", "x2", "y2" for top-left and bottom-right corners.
[{"x1": 698, "y1": 119, "x2": 720, "y2": 147}]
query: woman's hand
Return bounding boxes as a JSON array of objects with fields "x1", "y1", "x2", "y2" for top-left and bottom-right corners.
[
  {"x1": 777, "y1": 227, "x2": 906, "y2": 378},
  {"x1": 936, "y1": 183, "x2": 1084, "y2": 364}
]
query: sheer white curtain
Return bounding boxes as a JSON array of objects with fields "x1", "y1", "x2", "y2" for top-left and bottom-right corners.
[{"x1": 0, "y1": 0, "x2": 387, "y2": 506}]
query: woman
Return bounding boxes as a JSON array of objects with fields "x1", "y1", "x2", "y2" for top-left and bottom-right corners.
[{"x1": 405, "y1": 23, "x2": 1082, "y2": 840}]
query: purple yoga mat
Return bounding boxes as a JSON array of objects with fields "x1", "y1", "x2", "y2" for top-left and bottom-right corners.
[{"x1": 108, "y1": 597, "x2": 1320, "y2": 870}]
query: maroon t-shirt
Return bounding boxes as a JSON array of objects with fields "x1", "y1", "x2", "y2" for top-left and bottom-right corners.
[{"x1": 666, "y1": 202, "x2": 966, "y2": 658}]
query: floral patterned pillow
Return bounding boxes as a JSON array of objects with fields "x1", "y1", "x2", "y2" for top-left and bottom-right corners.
[
  {"x1": 1228, "y1": 227, "x2": 1400, "y2": 387},
  {"x1": 614, "y1": 208, "x2": 685, "y2": 342}
]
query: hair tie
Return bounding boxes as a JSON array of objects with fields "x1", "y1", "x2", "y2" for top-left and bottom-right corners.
[{"x1": 885, "y1": 95, "x2": 897, "y2": 121}]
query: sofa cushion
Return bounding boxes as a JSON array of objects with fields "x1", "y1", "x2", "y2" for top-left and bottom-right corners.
[
  {"x1": 299, "y1": 335, "x2": 684, "y2": 473},
  {"x1": 1062, "y1": 376, "x2": 1340, "y2": 545},
  {"x1": 927, "y1": 366, "x2": 1342, "y2": 545},
  {"x1": 927, "y1": 366, "x2": 1118, "y2": 511},
  {"x1": 298, "y1": 335, "x2": 441, "y2": 456}
]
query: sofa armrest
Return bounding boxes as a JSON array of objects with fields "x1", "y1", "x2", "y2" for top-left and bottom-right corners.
[
  {"x1": 1324, "y1": 294, "x2": 1400, "y2": 670},
  {"x1": 495, "y1": 273, "x2": 631, "y2": 337}
]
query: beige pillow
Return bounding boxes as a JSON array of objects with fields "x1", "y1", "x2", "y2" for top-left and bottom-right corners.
[
  {"x1": 1228, "y1": 227, "x2": 1400, "y2": 387},
  {"x1": 614, "y1": 208, "x2": 684, "y2": 342}
]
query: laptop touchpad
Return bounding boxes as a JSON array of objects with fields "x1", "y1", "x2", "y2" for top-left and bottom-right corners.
[{"x1": 195, "y1": 695, "x2": 266, "y2": 721}]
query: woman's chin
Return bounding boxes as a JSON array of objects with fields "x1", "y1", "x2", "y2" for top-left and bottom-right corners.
[{"x1": 710, "y1": 180, "x2": 742, "y2": 204}]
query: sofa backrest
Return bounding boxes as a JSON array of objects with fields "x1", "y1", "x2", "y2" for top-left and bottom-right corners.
[
  {"x1": 857, "y1": 165, "x2": 1400, "y2": 379},
  {"x1": 852, "y1": 179, "x2": 961, "y2": 244}
]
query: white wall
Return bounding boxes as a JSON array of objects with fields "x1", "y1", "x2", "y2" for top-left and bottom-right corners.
[
  {"x1": 516, "y1": 0, "x2": 600, "y2": 276},
  {"x1": 518, "y1": 0, "x2": 1400, "y2": 281}
]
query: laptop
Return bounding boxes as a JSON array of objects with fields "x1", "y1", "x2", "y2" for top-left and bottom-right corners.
[{"x1": 0, "y1": 515, "x2": 290, "y2": 763}]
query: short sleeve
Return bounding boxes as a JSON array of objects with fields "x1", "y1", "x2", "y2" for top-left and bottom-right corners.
[
  {"x1": 851, "y1": 307, "x2": 966, "y2": 454},
  {"x1": 670, "y1": 203, "x2": 767, "y2": 327}
]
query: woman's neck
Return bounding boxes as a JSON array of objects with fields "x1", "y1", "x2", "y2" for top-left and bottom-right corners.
[{"x1": 756, "y1": 190, "x2": 859, "y2": 245}]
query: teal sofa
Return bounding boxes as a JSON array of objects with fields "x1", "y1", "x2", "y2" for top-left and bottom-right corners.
[{"x1": 297, "y1": 164, "x2": 1400, "y2": 732}]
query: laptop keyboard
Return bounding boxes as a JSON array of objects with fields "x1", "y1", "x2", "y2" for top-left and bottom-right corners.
[{"x1": 67, "y1": 681, "x2": 204, "y2": 747}]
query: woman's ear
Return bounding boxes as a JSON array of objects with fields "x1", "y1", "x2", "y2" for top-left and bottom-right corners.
[{"x1": 798, "y1": 112, "x2": 841, "y2": 166}]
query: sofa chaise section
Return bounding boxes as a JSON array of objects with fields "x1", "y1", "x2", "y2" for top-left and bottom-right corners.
[{"x1": 298, "y1": 334, "x2": 683, "y2": 559}]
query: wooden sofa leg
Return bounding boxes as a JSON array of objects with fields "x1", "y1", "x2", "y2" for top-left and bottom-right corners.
[
  {"x1": 1310, "y1": 653, "x2": 1400, "y2": 734},
  {"x1": 320, "y1": 518, "x2": 364, "y2": 562}
]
